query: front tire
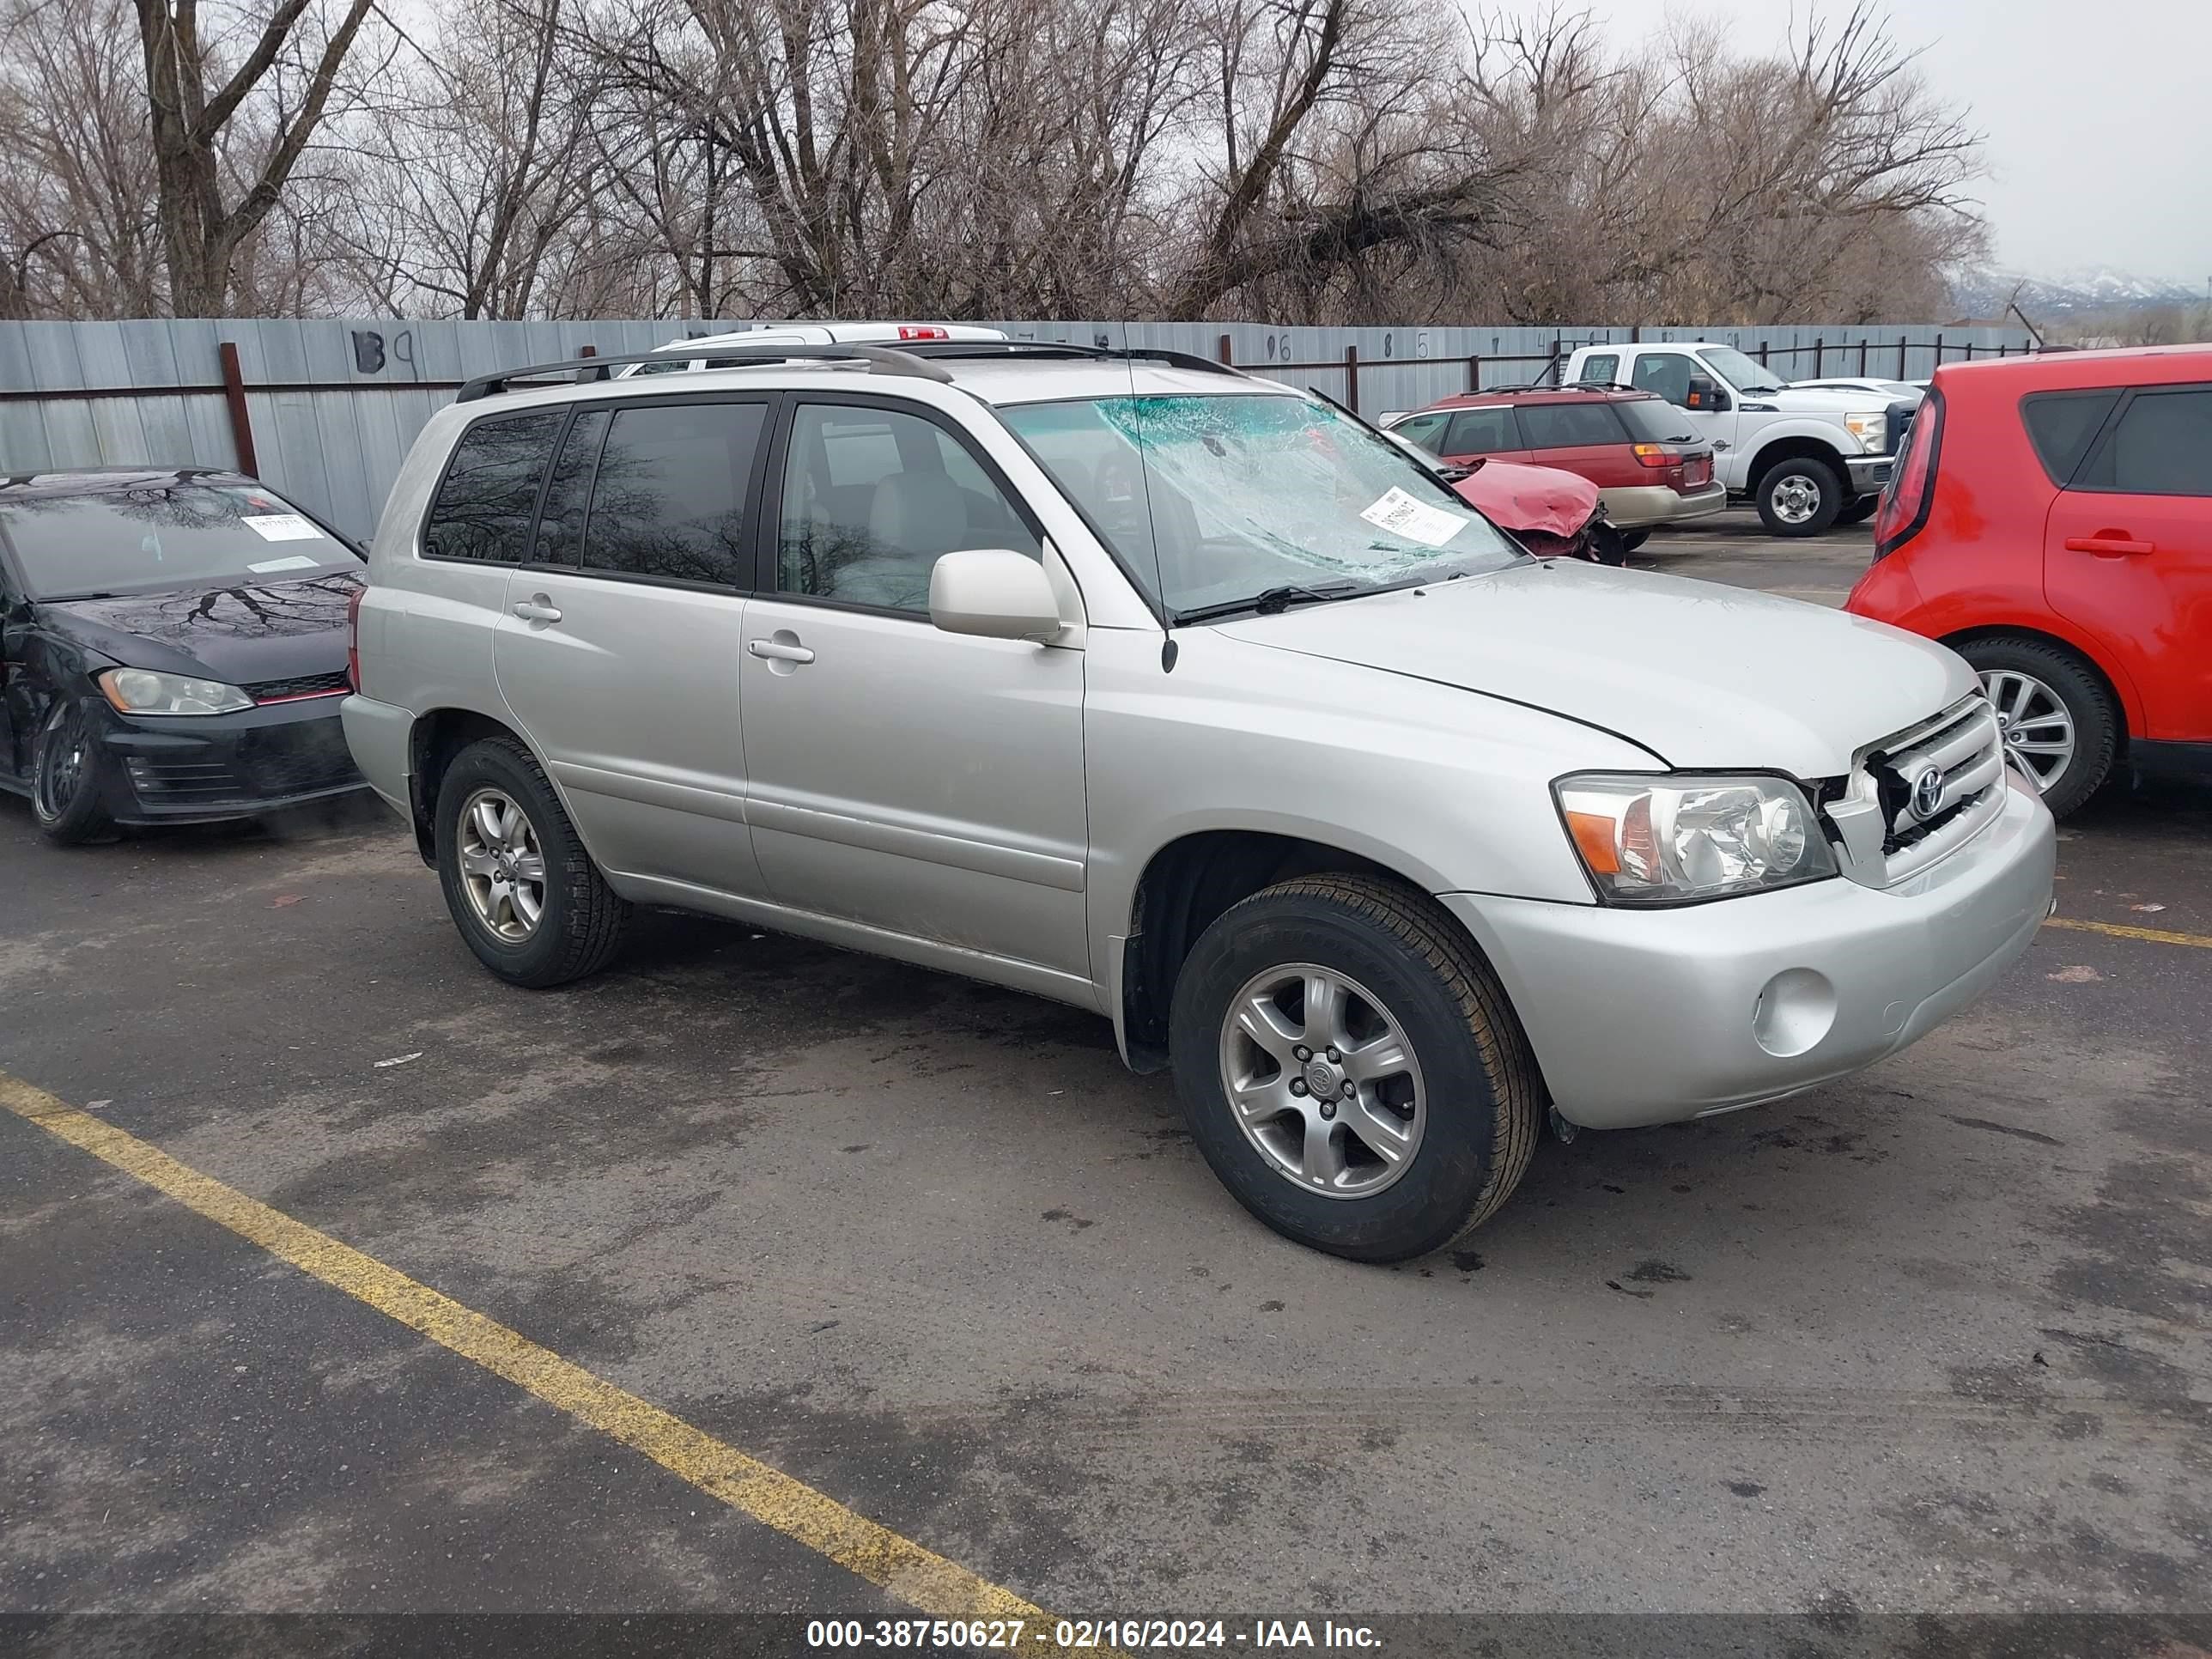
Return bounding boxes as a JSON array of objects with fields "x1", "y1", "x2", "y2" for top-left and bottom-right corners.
[
  {"x1": 1956, "y1": 636, "x2": 2118, "y2": 819},
  {"x1": 1753, "y1": 455, "x2": 1844, "y2": 537},
  {"x1": 1169, "y1": 874, "x2": 1543, "y2": 1262},
  {"x1": 434, "y1": 736, "x2": 629, "y2": 987},
  {"x1": 31, "y1": 700, "x2": 117, "y2": 845}
]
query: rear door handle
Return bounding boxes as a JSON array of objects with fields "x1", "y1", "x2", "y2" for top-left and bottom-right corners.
[
  {"x1": 512, "y1": 597, "x2": 562, "y2": 623},
  {"x1": 747, "y1": 638, "x2": 815, "y2": 664},
  {"x1": 2064, "y1": 535, "x2": 2154, "y2": 556}
]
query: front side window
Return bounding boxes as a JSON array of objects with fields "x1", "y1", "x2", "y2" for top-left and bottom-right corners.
[
  {"x1": 1000, "y1": 392, "x2": 1524, "y2": 619},
  {"x1": 579, "y1": 402, "x2": 764, "y2": 586},
  {"x1": 2074, "y1": 388, "x2": 2212, "y2": 496},
  {"x1": 0, "y1": 480, "x2": 359, "y2": 599},
  {"x1": 423, "y1": 410, "x2": 565, "y2": 563},
  {"x1": 777, "y1": 404, "x2": 1038, "y2": 613},
  {"x1": 1630, "y1": 355, "x2": 1695, "y2": 405},
  {"x1": 1443, "y1": 408, "x2": 1522, "y2": 455},
  {"x1": 1517, "y1": 402, "x2": 1626, "y2": 449},
  {"x1": 1390, "y1": 411, "x2": 1450, "y2": 453}
]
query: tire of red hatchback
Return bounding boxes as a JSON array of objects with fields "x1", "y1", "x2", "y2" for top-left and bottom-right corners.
[
  {"x1": 434, "y1": 736, "x2": 629, "y2": 987},
  {"x1": 1955, "y1": 636, "x2": 2119, "y2": 821},
  {"x1": 1168, "y1": 874, "x2": 1544, "y2": 1262},
  {"x1": 1753, "y1": 455, "x2": 1844, "y2": 537}
]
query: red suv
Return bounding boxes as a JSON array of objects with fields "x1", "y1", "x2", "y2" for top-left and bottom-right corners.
[
  {"x1": 1847, "y1": 345, "x2": 2211, "y2": 817},
  {"x1": 1387, "y1": 387, "x2": 1725, "y2": 548}
]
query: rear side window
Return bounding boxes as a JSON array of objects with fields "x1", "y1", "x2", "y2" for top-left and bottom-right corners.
[
  {"x1": 580, "y1": 402, "x2": 767, "y2": 586},
  {"x1": 1577, "y1": 353, "x2": 1620, "y2": 386},
  {"x1": 2021, "y1": 390, "x2": 2121, "y2": 484},
  {"x1": 422, "y1": 410, "x2": 564, "y2": 562},
  {"x1": 1443, "y1": 407, "x2": 1521, "y2": 454},
  {"x1": 1516, "y1": 402, "x2": 1626, "y2": 449},
  {"x1": 2074, "y1": 388, "x2": 2212, "y2": 496}
]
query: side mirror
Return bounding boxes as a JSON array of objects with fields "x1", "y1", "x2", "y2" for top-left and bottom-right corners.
[
  {"x1": 928, "y1": 549, "x2": 1063, "y2": 641},
  {"x1": 1685, "y1": 375, "x2": 1731, "y2": 413}
]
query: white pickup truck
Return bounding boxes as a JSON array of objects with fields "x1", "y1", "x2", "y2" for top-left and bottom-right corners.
[{"x1": 1565, "y1": 342, "x2": 1918, "y2": 538}]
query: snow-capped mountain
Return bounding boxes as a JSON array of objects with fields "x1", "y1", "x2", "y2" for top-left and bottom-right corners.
[{"x1": 1949, "y1": 265, "x2": 2205, "y2": 319}]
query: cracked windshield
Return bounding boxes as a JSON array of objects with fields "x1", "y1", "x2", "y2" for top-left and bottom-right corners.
[{"x1": 1000, "y1": 392, "x2": 1524, "y2": 618}]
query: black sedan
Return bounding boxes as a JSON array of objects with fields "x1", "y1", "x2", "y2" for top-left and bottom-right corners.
[{"x1": 0, "y1": 469, "x2": 370, "y2": 844}]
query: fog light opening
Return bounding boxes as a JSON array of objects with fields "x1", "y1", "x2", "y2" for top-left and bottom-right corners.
[{"x1": 1752, "y1": 968, "x2": 1838, "y2": 1059}]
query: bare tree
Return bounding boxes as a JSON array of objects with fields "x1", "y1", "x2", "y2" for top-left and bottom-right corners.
[{"x1": 133, "y1": 0, "x2": 384, "y2": 313}]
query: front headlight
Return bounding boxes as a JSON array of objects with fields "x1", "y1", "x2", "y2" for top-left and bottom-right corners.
[
  {"x1": 98, "y1": 668, "x2": 253, "y2": 716},
  {"x1": 1555, "y1": 774, "x2": 1838, "y2": 904},
  {"x1": 1842, "y1": 410, "x2": 1887, "y2": 452}
]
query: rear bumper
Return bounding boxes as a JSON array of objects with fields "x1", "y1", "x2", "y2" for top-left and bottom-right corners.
[
  {"x1": 338, "y1": 693, "x2": 414, "y2": 816},
  {"x1": 1443, "y1": 779, "x2": 2056, "y2": 1129},
  {"x1": 1599, "y1": 481, "x2": 1729, "y2": 528},
  {"x1": 93, "y1": 696, "x2": 368, "y2": 823}
]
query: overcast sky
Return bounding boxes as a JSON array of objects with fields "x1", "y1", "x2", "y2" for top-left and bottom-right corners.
[{"x1": 1577, "y1": 0, "x2": 2212, "y2": 287}]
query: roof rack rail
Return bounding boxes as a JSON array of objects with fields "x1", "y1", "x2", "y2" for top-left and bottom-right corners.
[
  {"x1": 453, "y1": 343, "x2": 954, "y2": 403},
  {"x1": 893, "y1": 340, "x2": 1246, "y2": 378}
]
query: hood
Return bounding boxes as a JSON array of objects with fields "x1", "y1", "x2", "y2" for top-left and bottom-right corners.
[
  {"x1": 37, "y1": 570, "x2": 361, "y2": 688},
  {"x1": 1212, "y1": 559, "x2": 1974, "y2": 779},
  {"x1": 1451, "y1": 460, "x2": 1601, "y2": 540},
  {"x1": 1766, "y1": 386, "x2": 1888, "y2": 414}
]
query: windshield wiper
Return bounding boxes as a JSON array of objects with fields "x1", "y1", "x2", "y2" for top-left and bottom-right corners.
[{"x1": 1172, "y1": 581, "x2": 1360, "y2": 625}]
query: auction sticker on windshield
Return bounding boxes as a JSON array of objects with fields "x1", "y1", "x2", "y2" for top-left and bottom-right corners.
[
  {"x1": 241, "y1": 514, "x2": 325, "y2": 542},
  {"x1": 1358, "y1": 487, "x2": 1469, "y2": 548}
]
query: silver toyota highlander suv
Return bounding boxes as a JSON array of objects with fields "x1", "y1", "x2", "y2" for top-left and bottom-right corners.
[{"x1": 341, "y1": 337, "x2": 2057, "y2": 1262}]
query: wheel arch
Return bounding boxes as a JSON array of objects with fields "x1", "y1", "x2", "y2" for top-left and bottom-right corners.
[
  {"x1": 1747, "y1": 432, "x2": 1849, "y2": 487},
  {"x1": 1938, "y1": 625, "x2": 2136, "y2": 749},
  {"x1": 1116, "y1": 828, "x2": 1502, "y2": 1074},
  {"x1": 406, "y1": 708, "x2": 532, "y2": 865}
]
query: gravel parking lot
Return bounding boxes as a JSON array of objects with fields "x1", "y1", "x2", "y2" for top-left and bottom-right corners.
[{"x1": 4, "y1": 520, "x2": 2208, "y2": 1651}]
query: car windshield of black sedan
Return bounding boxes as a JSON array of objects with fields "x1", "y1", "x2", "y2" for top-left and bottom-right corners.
[{"x1": 0, "y1": 483, "x2": 360, "y2": 599}]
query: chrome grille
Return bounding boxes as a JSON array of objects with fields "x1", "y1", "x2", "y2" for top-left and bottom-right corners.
[{"x1": 1824, "y1": 696, "x2": 2008, "y2": 886}]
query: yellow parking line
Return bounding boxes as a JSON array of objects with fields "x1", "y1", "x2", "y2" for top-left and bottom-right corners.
[
  {"x1": 2044, "y1": 916, "x2": 2212, "y2": 951},
  {"x1": 0, "y1": 1072, "x2": 1112, "y2": 1650}
]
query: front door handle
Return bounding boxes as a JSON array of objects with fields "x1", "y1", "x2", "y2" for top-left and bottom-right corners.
[
  {"x1": 513, "y1": 597, "x2": 563, "y2": 623},
  {"x1": 2064, "y1": 534, "x2": 2154, "y2": 556},
  {"x1": 747, "y1": 637, "x2": 815, "y2": 665}
]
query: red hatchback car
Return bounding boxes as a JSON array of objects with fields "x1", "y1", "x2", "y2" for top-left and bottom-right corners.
[
  {"x1": 1847, "y1": 345, "x2": 2211, "y2": 817},
  {"x1": 1388, "y1": 386, "x2": 1726, "y2": 547}
]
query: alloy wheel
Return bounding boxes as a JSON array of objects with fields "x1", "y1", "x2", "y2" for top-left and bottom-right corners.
[
  {"x1": 34, "y1": 706, "x2": 88, "y2": 822},
  {"x1": 1979, "y1": 668, "x2": 2076, "y2": 795},
  {"x1": 1217, "y1": 963, "x2": 1427, "y2": 1199},
  {"x1": 1770, "y1": 473, "x2": 1823, "y2": 526},
  {"x1": 457, "y1": 787, "x2": 548, "y2": 942}
]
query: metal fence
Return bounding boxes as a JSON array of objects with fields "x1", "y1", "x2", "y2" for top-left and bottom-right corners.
[{"x1": 0, "y1": 317, "x2": 2033, "y2": 539}]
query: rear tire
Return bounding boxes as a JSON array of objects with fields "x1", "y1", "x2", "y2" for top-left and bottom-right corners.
[
  {"x1": 1753, "y1": 456, "x2": 1844, "y2": 537},
  {"x1": 1954, "y1": 636, "x2": 2118, "y2": 820},
  {"x1": 1619, "y1": 529, "x2": 1650, "y2": 554},
  {"x1": 31, "y1": 700, "x2": 117, "y2": 846},
  {"x1": 1835, "y1": 495, "x2": 1879, "y2": 526},
  {"x1": 434, "y1": 736, "x2": 629, "y2": 987},
  {"x1": 1169, "y1": 874, "x2": 1543, "y2": 1262}
]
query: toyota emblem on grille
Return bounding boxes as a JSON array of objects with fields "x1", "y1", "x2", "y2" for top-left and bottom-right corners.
[{"x1": 1908, "y1": 764, "x2": 1945, "y2": 822}]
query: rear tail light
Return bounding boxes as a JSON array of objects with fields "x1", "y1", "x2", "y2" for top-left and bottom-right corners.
[
  {"x1": 346, "y1": 585, "x2": 367, "y2": 690},
  {"x1": 896, "y1": 325, "x2": 950, "y2": 340},
  {"x1": 1631, "y1": 443, "x2": 1674, "y2": 469},
  {"x1": 1873, "y1": 388, "x2": 1944, "y2": 558}
]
